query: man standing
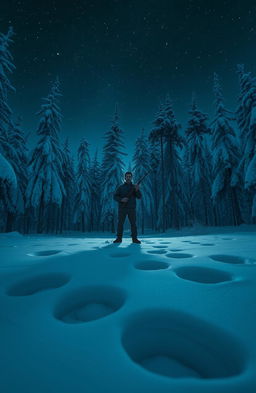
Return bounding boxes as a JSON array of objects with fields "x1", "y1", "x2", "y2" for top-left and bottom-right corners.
[{"x1": 113, "y1": 172, "x2": 142, "y2": 243}]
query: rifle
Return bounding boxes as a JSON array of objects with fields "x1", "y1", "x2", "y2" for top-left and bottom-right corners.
[{"x1": 121, "y1": 163, "x2": 158, "y2": 206}]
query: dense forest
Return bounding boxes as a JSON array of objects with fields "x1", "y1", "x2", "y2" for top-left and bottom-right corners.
[{"x1": 0, "y1": 27, "x2": 255, "y2": 234}]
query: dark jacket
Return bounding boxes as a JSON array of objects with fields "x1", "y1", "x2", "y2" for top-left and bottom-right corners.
[{"x1": 114, "y1": 182, "x2": 142, "y2": 209}]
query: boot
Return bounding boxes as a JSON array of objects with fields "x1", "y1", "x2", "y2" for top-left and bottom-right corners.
[
  {"x1": 132, "y1": 238, "x2": 141, "y2": 244},
  {"x1": 113, "y1": 237, "x2": 122, "y2": 243}
]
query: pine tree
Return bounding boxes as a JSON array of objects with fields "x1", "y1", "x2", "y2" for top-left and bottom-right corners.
[
  {"x1": 185, "y1": 95, "x2": 212, "y2": 225},
  {"x1": 236, "y1": 64, "x2": 254, "y2": 145},
  {"x1": 0, "y1": 27, "x2": 15, "y2": 136},
  {"x1": 149, "y1": 102, "x2": 167, "y2": 231},
  {"x1": 0, "y1": 27, "x2": 16, "y2": 166},
  {"x1": 8, "y1": 118, "x2": 28, "y2": 231},
  {"x1": 26, "y1": 78, "x2": 65, "y2": 233},
  {"x1": 132, "y1": 129, "x2": 153, "y2": 234},
  {"x1": 61, "y1": 138, "x2": 76, "y2": 232},
  {"x1": 101, "y1": 105, "x2": 126, "y2": 232},
  {"x1": 211, "y1": 73, "x2": 242, "y2": 226},
  {"x1": 88, "y1": 149, "x2": 102, "y2": 231},
  {"x1": 0, "y1": 152, "x2": 17, "y2": 230},
  {"x1": 236, "y1": 65, "x2": 256, "y2": 221},
  {"x1": 163, "y1": 95, "x2": 184, "y2": 229},
  {"x1": 180, "y1": 144, "x2": 194, "y2": 226},
  {"x1": 74, "y1": 138, "x2": 91, "y2": 232},
  {"x1": 0, "y1": 27, "x2": 21, "y2": 232},
  {"x1": 148, "y1": 138, "x2": 160, "y2": 231}
]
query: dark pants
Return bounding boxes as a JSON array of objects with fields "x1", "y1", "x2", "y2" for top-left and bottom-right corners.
[{"x1": 117, "y1": 207, "x2": 137, "y2": 239}]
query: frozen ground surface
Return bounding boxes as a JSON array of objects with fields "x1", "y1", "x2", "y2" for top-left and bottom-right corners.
[{"x1": 0, "y1": 225, "x2": 256, "y2": 393}]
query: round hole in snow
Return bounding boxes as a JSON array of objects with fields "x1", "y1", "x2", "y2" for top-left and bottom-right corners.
[
  {"x1": 7, "y1": 273, "x2": 70, "y2": 296},
  {"x1": 122, "y1": 309, "x2": 246, "y2": 379},
  {"x1": 209, "y1": 254, "x2": 256, "y2": 265},
  {"x1": 54, "y1": 285, "x2": 126, "y2": 324},
  {"x1": 28, "y1": 250, "x2": 62, "y2": 256},
  {"x1": 134, "y1": 261, "x2": 169, "y2": 270},
  {"x1": 174, "y1": 266, "x2": 232, "y2": 284},
  {"x1": 147, "y1": 250, "x2": 167, "y2": 255},
  {"x1": 166, "y1": 253, "x2": 194, "y2": 259}
]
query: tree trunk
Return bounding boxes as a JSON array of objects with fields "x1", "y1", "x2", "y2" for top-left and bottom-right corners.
[
  {"x1": 60, "y1": 198, "x2": 66, "y2": 234},
  {"x1": 141, "y1": 201, "x2": 145, "y2": 235},
  {"x1": 5, "y1": 212, "x2": 14, "y2": 232},
  {"x1": 55, "y1": 206, "x2": 60, "y2": 234},
  {"x1": 37, "y1": 196, "x2": 44, "y2": 233},
  {"x1": 160, "y1": 135, "x2": 165, "y2": 232},
  {"x1": 231, "y1": 187, "x2": 243, "y2": 226},
  {"x1": 154, "y1": 171, "x2": 158, "y2": 231},
  {"x1": 82, "y1": 211, "x2": 85, "y2": 232}
]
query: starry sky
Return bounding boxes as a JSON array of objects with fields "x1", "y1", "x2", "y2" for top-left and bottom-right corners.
[{"x1": 1, "y1": 0, "x2": 256, "y2": 165}]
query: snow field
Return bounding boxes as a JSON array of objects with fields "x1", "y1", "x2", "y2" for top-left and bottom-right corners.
[{"x1": 0, "y1": 231, "x2": 256, "y2": 393}]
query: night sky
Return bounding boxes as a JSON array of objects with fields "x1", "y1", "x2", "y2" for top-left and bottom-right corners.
[{"x1": 1, "y1": 0, "x2": 256, "y2": 165}]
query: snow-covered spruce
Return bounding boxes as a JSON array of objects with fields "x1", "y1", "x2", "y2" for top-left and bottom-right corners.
[
  {"x1": 210, "y1": 73, "x2": 242, "y2": 226},
  {"x1": 132, "y1": 128, "x2": 153, "y2": 234},
  {"x1": 26, "y1": 77, "x2": 65, "y2": 233},
  {"x1": 101, "y1": 105, "x2": 127, "y2": 232},
  {"x1": 236, "y1": 64, "x2": 256, "y2": 220},
  {"x1": 73, "y1": 138, "x2": 91, "y2": 232},
  {"x1": 185, "y1": 94, "x2": 213, "y2": 226}
]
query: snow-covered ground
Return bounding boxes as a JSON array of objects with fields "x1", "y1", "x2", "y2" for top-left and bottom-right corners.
[{"x1": 0, "y1": 226, "x2": 256, "y2": 393}]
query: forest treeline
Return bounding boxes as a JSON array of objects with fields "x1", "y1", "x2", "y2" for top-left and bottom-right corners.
[{"x1": 0, "y1": 27, "x2": 255, "y2": 234}]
